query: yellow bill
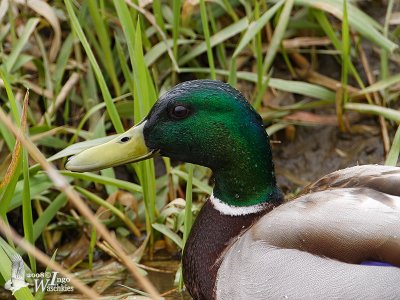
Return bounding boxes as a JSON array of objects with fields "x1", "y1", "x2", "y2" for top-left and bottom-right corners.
[{"x1": 65, "y1": 121, "x2": 155, "y2": 172}]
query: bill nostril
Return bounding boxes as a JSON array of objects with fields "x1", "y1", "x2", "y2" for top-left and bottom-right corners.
[{"x1": 120, "y1": 137, "x2": 131, "y2": 143}]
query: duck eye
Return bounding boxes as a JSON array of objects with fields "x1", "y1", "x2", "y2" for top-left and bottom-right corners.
[
  {"x1": 120, "y1": 136, "x2": 131, "y2": 143},
  {"x1": 170, "y1": 105, "x2": 190, "y2": 120}
]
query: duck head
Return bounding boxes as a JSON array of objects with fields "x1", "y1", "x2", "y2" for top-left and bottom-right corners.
[{"x1": 66, "y1": 80, "x2": 280, "y2": 207}]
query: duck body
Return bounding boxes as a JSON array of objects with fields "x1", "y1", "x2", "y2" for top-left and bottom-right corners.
[
  {"x1": 184, "y1": 165, "x2": 400, "y2": 300},
  {"x1": 216, "y1": 167, "x2": 400, "y2": 299},
  {"x1": 66, "y1": 80, "x2": 400, "y2": 299}
]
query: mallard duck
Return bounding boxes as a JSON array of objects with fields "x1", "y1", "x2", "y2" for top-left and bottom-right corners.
[{"x1": 66, "y1": 80, "x2": 400, "y2": 299}]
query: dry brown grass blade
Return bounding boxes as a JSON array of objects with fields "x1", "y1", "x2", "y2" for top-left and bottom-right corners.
[
  {"x1": 358, "y1": 43, "x2": 390, "y2": 155},
  {"x1": 0, "y1": 126, "x2": 21, "y2": 189},
  {"x1": 91, "y1": 278, "x2": 116, "y2": 295},
  {"x1": 335, "y1": 86, "x2": 347, "y2": 132},
  {"x1": 289, "y1": 51, "x2": 310, "y2": 69},
  {"x1": 18, "y1": 79, "x2": 54, "y2": 98},
  {"x1": 290, "y1": 52, "x2": 365, "y2": 98},
  {"x1": 0, "y1": 108, "x2": 161, "y2": 298},
  {"x1": 290, "y1": 52, "x2": 360, "y2": 96},
  {"x1": 31, "y1": 126, "x2": 70, "y2": 142},
  {"x1": 284, "y1": 111, "x2": 338, "y2": 125},
  {"x1": 0, "y1": 0, "x2": 8, "y2": 21},
  {"x1": 0, "y1": 219, "x2": 100, "y2": 298},
  {"x1": 0, "y1": 90, "x2": 29, "y2": 189},
  {"x1": 62, "y1": 235, "x2": 90, "y2": 268},
  {"x1": 15, "y1": 0, "x2": 62, "y2": 62},
  {"x1": 160, "y1": 287, "x2": 179, "y2": 297},
  {"x1": 21, "y1": 90, "x2": 29, "y2": 130},
  {"x1": 40, "y1": 72, "x2": 80, "y2": 124},
  {"x1": 282, "y1": 37, "x2": 331, "y2": 49},
  {"x1": 296, "y1": 67, "x2": 360, "y2": 95}
]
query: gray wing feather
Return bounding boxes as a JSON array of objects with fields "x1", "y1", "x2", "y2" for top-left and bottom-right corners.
[
  {"x1": 217, "y1": 237, "x2": 400, "y2": 299},
  {"x1": 303, "y1": 165, "x2": 400, "y2": 196},
  {"x1": 216, "y1": 165, "x2": 400, "y2": 299}
]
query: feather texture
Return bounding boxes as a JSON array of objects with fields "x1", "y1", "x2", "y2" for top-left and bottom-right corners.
[{"x1": 216, "y1": 165, "x2": 400, "y2": 299}]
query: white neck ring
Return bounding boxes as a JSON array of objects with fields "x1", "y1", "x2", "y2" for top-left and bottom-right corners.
[{"x1": 210, "y1": 193, "x2": 267, "y2": 216}]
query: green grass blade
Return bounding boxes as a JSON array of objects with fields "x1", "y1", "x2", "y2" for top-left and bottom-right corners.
[
  {"x1": 22, "y1": 148, "x2": 35, "y2": 272},
  {"x1": 341, "y1": 0, "x2": 350, "y2": 104},
  {"x1": 182, "y1": 164, "x2": 194, "y2": 245},
  {"x1": 263, "y1": 0, "x2": 295, "y2": 73},
  {"x1": 60, "y1": 171, "x2": 142, "y2": 193},
  {"x1": 253, "y1": 76, "x2": 335, "y2": 101},
  {"x1": 254, "y1": 69, "x2": 273, "y2": 110},
  {"x1": 88, "y1": 227, "x2": 96, "y2": 270},
  {"x1": 87, "y1": 0, "x2": 120, "y2": 96},
  {"x1": 180, "y1": 68, "x2": 336, "y2": 101},
  {"x1": 385, "y1": 126, "x2": 400, "y2": 166},
  {"x1": 254, "y1": 0, "x2": 263, "y2": 90},
  {"x1": 266, "y1": 123, "x2": 289, "y2": 135},
  {"x1": 145, "y1": 39, "x2": 193, "y2": 67},
  {"x1": 113, "y1": 0, "x2": 136, "y2": 79},
  {"x1": 172, "y1": 0, "x2": 181, "y2": 63},
  {"x1": 178, "y1": 163, "x2": 194, "y2": 290},
  {"x1": 133, "y1": 22, "x2": 157, "y2": 114},
  {"x1": 34, "y1": 33, "x2": 53, "y2": 97},
  {"x1": 0, "y1": 165, "x2": 21, "y2": 217},
  {"x1": 312, "y1": 9, "x2": 340, "y2": 47},
  {"x1": 199, "y1": 0, "x2": 216, "y2": 79},
  {"x1": 312, "y1": 9, "x2": 367, "y2": 93},
  {"x1": 171, "y1": 169, "x2": 212, "y2": 195},
  {"x1": 129, "y1": 21, "x2": 158, "y2": 243},
  {"x1": 0, "y1": 71, "x2": 23, "y2": 218},
  {"x1": 116, "y1": 38, "x2": 135, "y2": 94},
  {"x1": 152, "y1": 223, "x2": 183, "y2": 249},
  {"x1": 114, "y1": 7, "x2": 142, "y2": 178},
  {"x1": 209, "y1": 5, "x2": 227, "y2": 70},
  {"x1": 8, "y1": 173, "x2": 55, "y2": 212},
  {"x1": 53, "y1": 33, "x2": 74, "y2": 93},
  {"x1": 296, "y1": 0, "x2": 398, "y2": 52},
  {"x1": 75, "y1": 186, "x2": 141, "y2": 237},
  {"x1": 64, "y1": 0, "x2": 124, "y2": 133},
  {"x1": 380, "y1": 0, "x2": 394, "y2": 104},
  {"x1": 4, "y1": 18, "x2": 39, "y2": 72},
  {"x1": 355, "y1": 74, "x2": 400, "y2": 96},
  {"x1": 153, "y1": 0, "x2": 166, "y2": 33},
  {"x1": 345, "y1": 103, "x2": 400, "y2": 123},
  {"x1": 0, "y1": 120, "x2": 15, "y2": 150},
  {"x1": 179, "y1": 18, "x2": 248, "y2": 65},
  {"x1": 222, "y1": 0, "x2": 239, "y2": 21},
  {"x1": 0, "y1": 68, "x2": 20, "y2": 125},
  {"x1": 233, "y1": 0, "x2": 284, "y2": 58},
  {"x1": 228, "y1": 57, "x2": 237, "y2": 86},
  {"x1": 32, "y1": 194, "x2": 67, "y2": 242}
]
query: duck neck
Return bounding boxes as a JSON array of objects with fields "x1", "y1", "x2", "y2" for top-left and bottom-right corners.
[{"x1": 212, "y1": 131, "x2": 281, "y2": 208}]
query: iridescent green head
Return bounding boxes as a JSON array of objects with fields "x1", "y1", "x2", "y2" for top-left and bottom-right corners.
[
  {"x1": 66, "y1": 80, "x2": 282, "y2": 208},
  {"x1": 145, "y1": 81, "x2": 263, "y2": 166}
]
